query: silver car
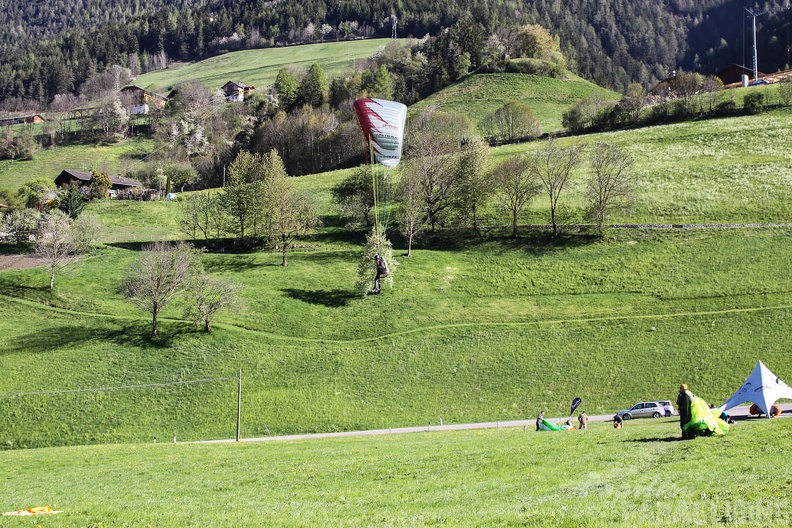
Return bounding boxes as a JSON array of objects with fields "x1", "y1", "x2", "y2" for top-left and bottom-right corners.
[
  {"x1": 616, "y1": 401, "x2": 665, "y2": 420},
  {"x1": 656, "y1": 400, "x2": 674, "y2": 417}
]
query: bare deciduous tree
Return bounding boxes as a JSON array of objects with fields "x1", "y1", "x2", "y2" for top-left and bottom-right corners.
[
  {"x1": 493, "y1": 154, "x2": 542, "y2": 238},
  {"x1": 530, "y1": 139, "x2": 584, "y2": 237},
  {"x1": 395, "y1": 167, "x2": 425, "y2": 257},
  {"x1": 184, "y1": 274, "x2": 240, "y2": 333},
  {"x1": 34, "y1": 210, "x2": 75, "y2": 289},
  {"x1": 586, "y1": 143, "x2": 636, "y2": 236},
  {"x1": 121, "y1": 241, "x2": 196, "y2": 337}
]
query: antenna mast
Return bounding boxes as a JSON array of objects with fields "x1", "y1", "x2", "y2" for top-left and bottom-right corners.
[{"x1": 391, "y1": 14, "x2": 398, "y2": 39}]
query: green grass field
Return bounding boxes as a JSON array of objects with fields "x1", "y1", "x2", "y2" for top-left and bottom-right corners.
[
  {"x1": 2, "y1": 64, "x2": 792, "y2": 526},
  {"x1": 410, "y1": 72, "x2": 621, "y2": 134},
  {"x1": 132, "y1": 39, "x2": 409, "y2": 93},
  {"x1": 1, "y1": 419, "x2": 790, "y2": 526},
  {"x1": 0, "y1": 137, "x2": 156, "y2": 192}
]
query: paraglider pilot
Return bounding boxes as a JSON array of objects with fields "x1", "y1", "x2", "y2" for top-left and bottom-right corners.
[
  {"x1": 677, "y1": 384, "x2": 693, "y2": 438},
  {"x1": 370, "y1": 254, "x2": 389, "y2": 294}
]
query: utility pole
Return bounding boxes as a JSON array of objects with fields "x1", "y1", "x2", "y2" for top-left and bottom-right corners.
[
  {"x1": 391, "y1": 15, "x2": 398, "y2": 39},
  {"x1": 746, "y1": 8, "x2": 759, "y2": 80}
]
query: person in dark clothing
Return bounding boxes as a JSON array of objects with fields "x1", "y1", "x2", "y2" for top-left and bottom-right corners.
[
  {"x1": 677, "y1": 384, "x2": 694, "y2": 438},
  {"x1": 370, "y1": 254, "x2": 389, "y2": 294},
  {"x1": 536, "y1": 410, "x2": 545, "y2": 431}
]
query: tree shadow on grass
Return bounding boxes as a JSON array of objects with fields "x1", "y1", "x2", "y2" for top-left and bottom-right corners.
[
  {"x1": 202, "y1": 255, "x2": 265, "y2": 273},
  {"x1": 1, "y1": 321, "x2": 196, "y2": 355},
  {"x1": 282, "y1": 288, "x2": 358, "y2": 307}
]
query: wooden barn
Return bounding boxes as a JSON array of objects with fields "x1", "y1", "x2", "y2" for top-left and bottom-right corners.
[
  {"x1": 119, "y1": 85, "x2": 168, "y2": 115},
  {"x1": 0, "y1": 114, "x2": 45, "y2": 126}
]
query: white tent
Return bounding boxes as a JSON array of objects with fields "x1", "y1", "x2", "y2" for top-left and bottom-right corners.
[{"x1": 719, "y1": 360, "x2": 792, "y2": 417}]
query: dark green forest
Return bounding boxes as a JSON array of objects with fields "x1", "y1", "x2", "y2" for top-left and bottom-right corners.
[{"x1": 0, "y1": 0, "x2": 790, "y2": 105}]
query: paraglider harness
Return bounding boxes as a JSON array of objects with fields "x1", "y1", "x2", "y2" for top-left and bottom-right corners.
[{"x1": 370, "y1": 254, "x2": 389, "y2": 294}]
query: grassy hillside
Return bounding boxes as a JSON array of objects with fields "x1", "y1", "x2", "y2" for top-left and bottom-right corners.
[
  {"x1": 132, "y1": 39, "x2": 409, "y2": 93},
  {"x1": 1, "y1": 419, "x2": 790, "y2": 526},
  {"x1": 410, "y1": 72, "x2": 621, "y2": 134},
  {"x1": 0, "y1": 137, "x2": 156, "y2": 193},
  {"x1": 1, "y1": 109, "x2": 792, "y2": 448}
]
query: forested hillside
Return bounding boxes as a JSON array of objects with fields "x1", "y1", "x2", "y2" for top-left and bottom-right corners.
[{"x1": 0, "y1": 0, "x2": 790, "y2": 106}]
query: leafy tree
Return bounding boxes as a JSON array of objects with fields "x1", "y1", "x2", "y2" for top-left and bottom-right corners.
[
  {"x1": 17, "y1": 178, "x2": 56, "y2": 210},
  {"x1": 120, "y1": 241, "x2": 197, "y2": 337},
  {"x1": 332, "y1": 165, "x2": 375, "y2": 229},
  {"x1": 297, "y1": 64, "x2": 328, "y2": 108},
  {"x1": 184, "y1": 274, "x2": 240, "y2": 333},
  {"x1": 89, "y1": 170, "x2": 113, "y2": 199},
  {"x1": 672, "y1": 70, "x2": 704, "y2": 115},
  {"x1": 164, "y1": 163, "x2": 197, "y2": 193},
  {"x1": 620, "y1": 83, "x2": 647, "y2": 123},
  {"x1": 181, "y1": 192, "x2": 226, "y2": 243},
  {"x1": 1, "y1": 208, "x2": 41, "y2": 246},
  {"x1": 453, "y1": 136, "x2": 491, "y2": 234},
  {"x1": 482, "y1": 101, "x2": 541, "y2": 143},
  {"x1": 492, "y1": 154, "x2": 541, "y2": 238},
  {"x1": 530, "y1": 140, "x2": 584, "y2": 237},
  {"x1": 263, "y1": 151, "x2": 320, "y2": 266},
  {"x1": 360, "y1": 65, "x2": 393, "y2": 100},
  {"x1": 778, "y1": 76, "x2": 792, "y2": 106},
  {"x1": 57, "y1": 182, "x2": 87, "y2": 219},
  {"x1": 275, "y1": 68, "x2": 300, "y2": 111},
  {"x1": 585, "y1": 143, "x2": 636, "y2": 236},
  {"x1": 743, "y1": 91, "x2": 766, "y2": 114},
  {"x1": 702, "y1": 76, "x2": 723, "y2": 112},
  {"x1": 220, "y1": 150, "x2": 266, "y2": 242}
]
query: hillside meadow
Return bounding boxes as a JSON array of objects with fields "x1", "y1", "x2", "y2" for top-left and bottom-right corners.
[
  {"x1": 131, "y1": 38, "x2": 409, "y2": 93},
  {"x1": 1, "y1": 419, "x2": 791, "y2": 527},
  {"x1": 410, "y1": 72, "x2": 621, "y2": 133}
]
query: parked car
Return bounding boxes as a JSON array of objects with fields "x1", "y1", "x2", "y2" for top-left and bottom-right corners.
[
  {"x1": 657, "y1": 400, "x2": 674, "y2": 417},
  {"x1": 749, "y1": 79, "x2": 769, "y2": 86},
  {"x1": 616, "y1": 401, "x2": 665, "y2": 420}
]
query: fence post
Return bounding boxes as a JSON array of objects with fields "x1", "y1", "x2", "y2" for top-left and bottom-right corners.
[{"x1": 236, "y1": 369, "x2": 242, "y2": 442}]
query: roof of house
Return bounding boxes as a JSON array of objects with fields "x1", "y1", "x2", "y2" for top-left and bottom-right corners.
[{"x1": 56, "y1": 169, "x2": 139, "y2": 188}]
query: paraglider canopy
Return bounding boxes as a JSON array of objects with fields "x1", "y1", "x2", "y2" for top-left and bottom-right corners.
[{"x1": 353, "y1": 98, "x2": 407, "y2": 168}]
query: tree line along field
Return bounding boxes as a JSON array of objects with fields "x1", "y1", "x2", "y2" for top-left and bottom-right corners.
[{"x1": 1, "y1": 101, "x2": 792, "y2": 447}]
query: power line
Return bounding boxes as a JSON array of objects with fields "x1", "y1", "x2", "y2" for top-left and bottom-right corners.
[{"x1": 1, "y1": 376, "x2": 237, "y2": 399}]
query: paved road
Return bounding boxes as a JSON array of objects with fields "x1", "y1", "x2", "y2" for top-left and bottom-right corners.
[{"x1": 198, "y1": 403, "x2": 792, "y2": 444}]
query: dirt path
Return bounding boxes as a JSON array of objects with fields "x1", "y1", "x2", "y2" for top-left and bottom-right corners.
[
  {"x1": 0, "y1": 254, "x2": 48, "y2": 271},
  {"x1": 196, "y1": 404, "x2": 791, "y2": 444}
]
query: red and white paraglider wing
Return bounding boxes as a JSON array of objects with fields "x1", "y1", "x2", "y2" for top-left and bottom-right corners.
[{"x1": 353, "y1": 98, "x2": 407, "y2": 167}]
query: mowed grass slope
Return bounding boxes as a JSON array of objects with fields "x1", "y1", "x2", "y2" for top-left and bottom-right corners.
[
  {"x1": 410, "y1": 72, "x2": 621, "y2": 133},
  {"x1": 0, "y1": 137, "x2": 156, "y2": 192},
  {"x1": 132, "y1": 39, "x2": 408, "y2": 93},
  {"x1": 1, "y1": 419, "x2": 791, "y2": 527},
  {"x1": 2, "y1": 226, "x2": 792, "y2": 447},
  {"x1": 493, "y1": 106, "x2": 792, "y2": 224},
  {"x1": 1, "y1": 100, "x2": 792, "y2": 448}
]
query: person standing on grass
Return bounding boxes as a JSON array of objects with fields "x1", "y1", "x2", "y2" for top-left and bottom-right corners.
[
  {"x1": 677, "y1": 384, "x2": 694, "y2": 438},
  {"x1": 369, "y1": 254, "x2": 389, "y2": 294},
  {"x1": 578, "y1": 411, "x2": 588, "y2": 430},
  {"x1": 536, "y1": 410, "x2": 545, "y2": 431}
]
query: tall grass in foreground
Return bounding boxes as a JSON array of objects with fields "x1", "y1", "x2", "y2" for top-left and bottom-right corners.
[{"x1": 1, "y1": 419, "x2": 790, "y2": 526}]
